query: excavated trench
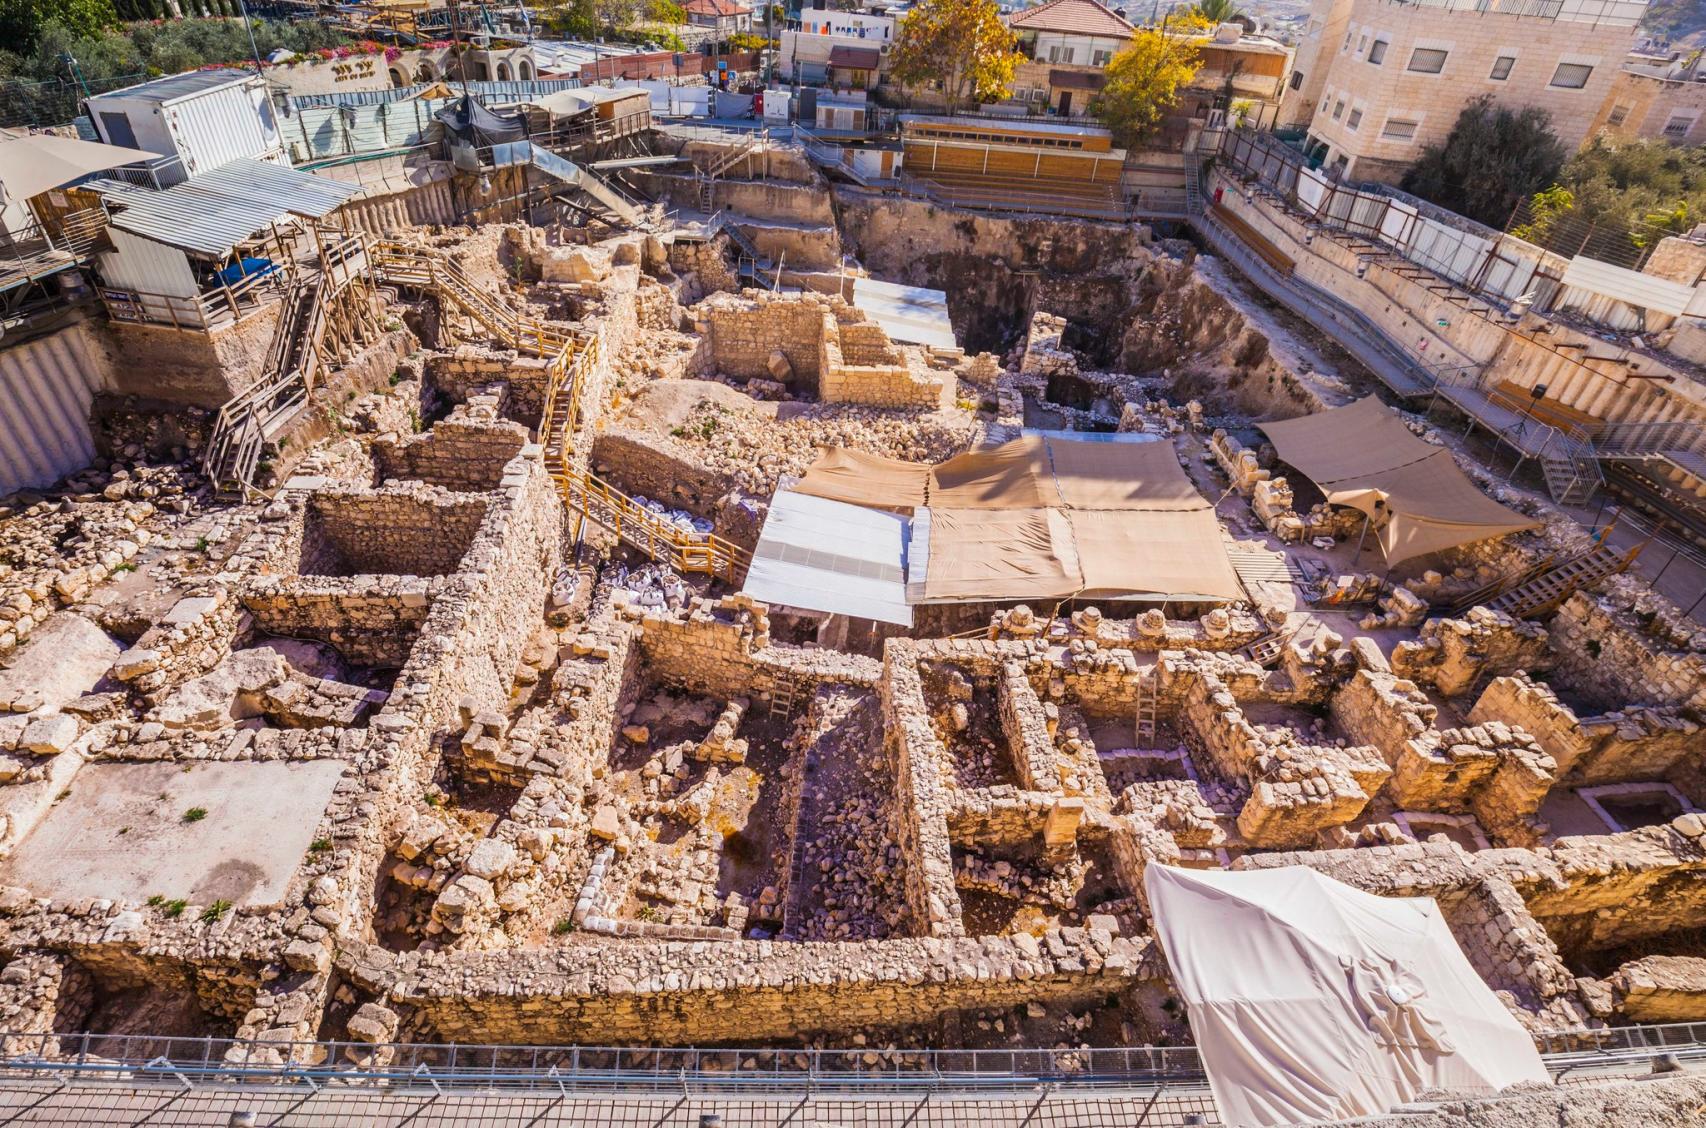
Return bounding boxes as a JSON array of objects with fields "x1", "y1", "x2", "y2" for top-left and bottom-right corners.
[{"x1": 829, "y1": 190, "x2": 1332, "y2": 417}]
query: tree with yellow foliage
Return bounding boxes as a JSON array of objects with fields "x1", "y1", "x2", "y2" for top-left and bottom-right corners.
[
  {"x1": 1093, "y1": 26, "x2": 1202, "y2": 148},
  {"x1": 887, "y1": 0, "x2": 1023, "y2": 113}
]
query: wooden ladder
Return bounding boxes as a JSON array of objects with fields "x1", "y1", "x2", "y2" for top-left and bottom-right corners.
[
  {"x1": 1133, "y1": 668, "x2": 1159, "y2": 750},
  {"x1": 769, "y1": 673, "x2": 802, "y2": 721}
]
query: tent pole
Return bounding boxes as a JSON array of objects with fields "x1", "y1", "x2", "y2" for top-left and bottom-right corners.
[{"x1": 1351, "y1": 512, "x2": 1371, "y2": 569}]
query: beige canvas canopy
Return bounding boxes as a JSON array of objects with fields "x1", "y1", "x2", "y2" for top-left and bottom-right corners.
[
  {"x1": 791, "y1": 447, "x2": 931, "y2": 511},
  {"x1": 1259, "y1": 397, "x2": 1538, "y2": 566},
  {"x1": 797, "y1": 435, "x2": 1246, "y2": 604},
  {"x1": 0, "y1": 133, "x2": 154, "y2": 210}
]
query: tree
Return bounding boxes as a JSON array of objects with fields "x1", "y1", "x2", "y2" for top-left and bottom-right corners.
[
  {"x1": 0, "y1": 0, "x2": 118, "y2": 53},
  {"x1": 543, "y1": 0, "x2": 598, "y2": 38},
  {"x1": 1400, "y1": 94, "x2": 1567, "y2": 228},
  {"x1": 888, "y1": 0, "x2": 1021, "y2": 113},
  {"x1": 1192, "y1": 0, "x2": 1241, "y2": 23},
  {"x1": 1092, "y1": 27, "x2": 1200, "y2": 147},
  {"x1": 591, "y1": 0, "x2": 640, "y2": 34}
]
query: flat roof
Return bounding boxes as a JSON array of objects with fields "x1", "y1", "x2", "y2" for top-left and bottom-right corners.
[
  {"x1": 900, "y1": 113, "x2": 1113, "y2": 138},
  {"x1": 105, "y1": 157, "x2": 364, "y2": 259},
  {"x1": 88, "y1": 67, "x2": 257, "y2": 106},
  {"x1": 852, "y1": 277, "x2": 958, "y2": 352},
  {"x1": 744, "y1": 491, "x2": 913, "y2": 625}
]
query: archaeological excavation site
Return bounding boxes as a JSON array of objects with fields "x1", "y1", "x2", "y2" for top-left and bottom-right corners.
[{"x1": 4, "y1": 100, "x2": 1706, "y2": 1126}]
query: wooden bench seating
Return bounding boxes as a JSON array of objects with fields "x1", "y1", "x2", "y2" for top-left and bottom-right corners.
[
  {"x1": 1487, "y1": 380, "x2": 1606, "y2": 439},
  {"x1": 1208, "y1": 204, "x2": 1295, "y2": 275}
]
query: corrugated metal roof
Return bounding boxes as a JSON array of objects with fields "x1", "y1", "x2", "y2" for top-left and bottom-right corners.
[
  {"x1": 105, "y1": 157, "x2": 362, "y2": 258},
  {"x1": 90, "y1": 68, "x2": 257, "y2": 106},
  {"x1": 851, "y1": 277, "x2": 957, "y2": 351}
]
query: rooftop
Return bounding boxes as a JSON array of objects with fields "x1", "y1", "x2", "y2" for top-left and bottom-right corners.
[
  {"x1": 1007, "y1": 0, "x2": 1134, "y2": 38},
  {"x1": 86, "y1": 67, "x2": 259, "y2": 106}
]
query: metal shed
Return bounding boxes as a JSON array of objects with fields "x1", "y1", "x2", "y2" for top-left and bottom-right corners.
[{"x1": 85, "y1": 69, "x2": 285, "y2": 185}]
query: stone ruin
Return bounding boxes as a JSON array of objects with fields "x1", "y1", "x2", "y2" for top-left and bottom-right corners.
[{"x1": 0, "y1": 205, "x2": 1702, "y2": 1083}]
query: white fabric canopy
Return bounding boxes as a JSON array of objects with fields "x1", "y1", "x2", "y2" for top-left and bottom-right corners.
[
  {"x1": 742, "y1": 491, "x2": 912, "y2": 625},
  {"x1": 1144, "y1": 864, "x2": 1548, "y2": 1128}
]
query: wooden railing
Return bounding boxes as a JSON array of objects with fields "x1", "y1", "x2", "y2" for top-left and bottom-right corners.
[{"x1": 100, "y1": 262, "x2": 287, "y2": 330}]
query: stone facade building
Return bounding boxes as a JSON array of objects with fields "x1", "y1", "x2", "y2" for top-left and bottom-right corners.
[{"x1": 1280, "y1": 0, "x2": 1648, "y2": 182}]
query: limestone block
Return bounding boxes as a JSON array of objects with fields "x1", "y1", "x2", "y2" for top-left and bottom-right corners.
[{"x1": 20, "y1": 714, "x2": 77, "y2": 756}]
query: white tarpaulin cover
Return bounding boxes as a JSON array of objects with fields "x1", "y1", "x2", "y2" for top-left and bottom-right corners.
[
  {"x1": 1144, "y1": 864, "x2": 1548, "y2": 1128},
  {"x1": 742, "y1": 491, "x2": 912, "y2": 625}
]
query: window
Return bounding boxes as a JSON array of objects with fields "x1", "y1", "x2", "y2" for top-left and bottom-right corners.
[
  {"x1": 1092, "y1": 49, "x2": 1111, "y2": 66},
  {"x1": 1607, "y1": 103, "x2": 1630, "y2": 125},
  {"x1": 1550, "y1": 62, "x2": 1593, "y2": 88},
  {"x1": 1408, "y1": 47, "x2": 1448, "y2": 73},
  {"x1": 1489, "y1": 55, "x2": 1515, "y2": 80},
  {"x1": 1664, "y1": 114, "x2": 1695, "y2": 138},
  {"x1": 1290, "y1": 69, "x2": 1305, "y2": 90},
  {"x1": 1367, "y1": 39, "x2": 1387, "y2": 65},
  {"x1": 1357, "y1": 33, "x2": 1368, "y2": 53},
  {"x1": 1343, "y1": 30, "x2": 1353, "y2": 51},
  {"x1": 1348, "y1": 108, "x2": 1363, "y2": 130},
  {"x1": 1332, "y1": 99, "x2": 1345, "y2": 119},
  {"x1": 1381, "y1": 117, "x2": 1418, "y2": 140}
]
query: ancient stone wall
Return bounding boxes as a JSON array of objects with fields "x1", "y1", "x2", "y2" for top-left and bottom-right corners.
[
  {"x1": 300, "y1": 487, "x2": 490, "y2": 578},
  {"x1": 1548, "y1": 591, "x2": 1706, "y2": 712}
]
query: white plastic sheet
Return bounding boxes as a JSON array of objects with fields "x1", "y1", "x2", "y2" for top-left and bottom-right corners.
[{"x1": 1144, "y1": 865, "x2": 1549, "y2": 1128}]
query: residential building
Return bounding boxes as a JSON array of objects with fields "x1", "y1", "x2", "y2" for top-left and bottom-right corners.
[
  {"x1": 685, "y1": 0, "x2": 753, "y2": 35},
  {"x1": 1588, "y1": 52, "x2": 1706, "y2": 148},
  {"x1": 1184, "y1": 24, "x2": 1296, "y2": 108},
  {"x1": 1006, "y1": 0, "x2": 1134, "y2": 116},
  {"x1": 828, "y1": 45, "x2": 883, "y2": 90},
  {"x1": 1278, "y1": 0, "x2": 1648, "y2": 183},
  {"x1": 780, "y1": 5, "x2": 896, "y2": 84}
]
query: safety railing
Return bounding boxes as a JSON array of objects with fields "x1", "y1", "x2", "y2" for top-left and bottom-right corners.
[
  {"x1": 99, "y1": 262, "x2": 288, "y2": 330},
  {"x1": 0, "y1": 1031, "x2": 1213, "y2": 1091},
  {"x1": 3, "y1": 1020, "x2": 1706, "y2": 1092},
  {"x1": 1594, "y1": 417, "x2": 1706, "y2": 458}
]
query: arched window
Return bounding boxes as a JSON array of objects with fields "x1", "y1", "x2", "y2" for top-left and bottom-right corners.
[
  {"x1": 389, "y1": 67, "x2": 406, "y2": 87},
  {"x1": 496, "y1": 61, "x2": 511, "y2": 80},
  {"x1": 415, "y1": 60, "x2": 438, "y2": 82},
  {"x1": 518, "y1": 59, "x2": 533, "y2": 79}
]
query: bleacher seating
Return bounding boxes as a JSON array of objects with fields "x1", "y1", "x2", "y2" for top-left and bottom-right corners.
[
  {"x1": 908, "y1": 170, "x2": 1126, "y2": 220},
  {"x1": 1487, "y1": 380, "x2": 1606, "y2": 439}
]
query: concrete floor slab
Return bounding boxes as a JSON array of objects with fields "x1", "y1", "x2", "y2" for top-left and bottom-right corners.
[{"x1": 1, "y1": 759, "x2": 344, "y2": 908}]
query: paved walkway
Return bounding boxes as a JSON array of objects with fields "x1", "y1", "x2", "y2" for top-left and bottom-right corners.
[{"x1": 0, "y1": 1078, "x2": 1223, "y2": 1127}]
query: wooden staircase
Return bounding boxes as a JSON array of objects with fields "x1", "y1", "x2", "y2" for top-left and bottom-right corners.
[
  {"x1": 204, "y1": 234, "x2": 372, "y2": 499},
  {"x1": 1482, "y1": 543, "x2": 1641, "y2": 620}
]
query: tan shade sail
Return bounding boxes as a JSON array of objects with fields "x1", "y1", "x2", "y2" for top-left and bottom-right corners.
[
  {"x1": 1048, "y1": 436, "x2": 1206, "y2": 511},
  {"x1": 0, "y1": 133, "x2": 155, "y2": 209},
  {"x1": 915, "y1": 508, "x2": 1080, "y2": 602},
  {"x1": 1066, "y1": 509, "x2": 1245, "y2": 601},
  {"x1": 792, "y1": 446, "x2": 931, "y2": 510},
  {"x1": 1259, "y1": 397, "x2": 1538, "y2": 566},
  {"x1": 929, "y1": 435, "x2": 1061, "y2": 509},
  {"x1": 797, "y1": 435, "x2": 1247, "y2": 604}
]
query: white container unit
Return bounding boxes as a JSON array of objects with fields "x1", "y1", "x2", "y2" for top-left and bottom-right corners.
[{"x1": 86, "y1": 69, "x2": 285, "y2": 185}]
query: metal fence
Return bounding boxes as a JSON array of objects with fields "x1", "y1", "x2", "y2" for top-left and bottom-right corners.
[{"x1": 2, "y1": 1022, "x2": 1706, "y2": 1126}]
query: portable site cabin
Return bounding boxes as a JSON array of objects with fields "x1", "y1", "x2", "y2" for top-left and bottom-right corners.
[
  {"x1": 85, "y1": 69, "x2": 285, "y2": 186},
  {"x1": 87, "y1": 157, "x2": 362, "y2": 329},
  {"x1": 898, "y1": 114, "x2": 1125, "y2": 186}
]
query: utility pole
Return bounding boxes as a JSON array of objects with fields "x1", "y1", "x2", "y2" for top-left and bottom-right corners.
[{"x1": 235, "y1": 0, "x2": 265, "y2": 76}]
